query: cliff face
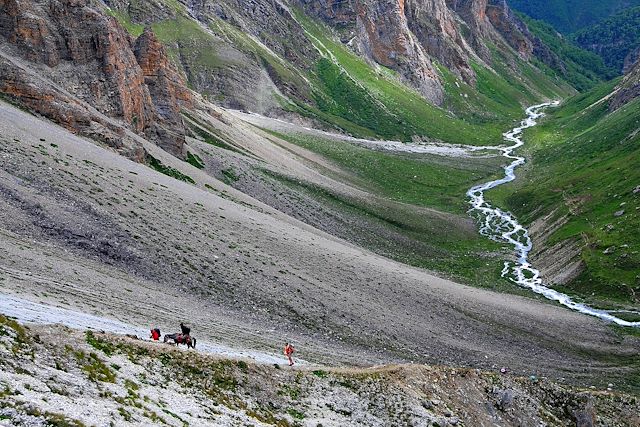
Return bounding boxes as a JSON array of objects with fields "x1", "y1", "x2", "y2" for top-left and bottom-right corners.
[
  {"x1": 485, "y1": 0, "x2": 532, "y2": 59},
  {"x1": 611, "y1": 58, "x2": 640, "y2": 110},
  {"x1": 0, "y1": 51, "x2": 146, "y2": 161},
  {"x1": 353, "y1": 0, "x2": 445, "y2": 103},
  {"x1": 0, "y1": 0, "x2": 191, "y2": 158},
  {"x1": 133, "y1": 27, "x2": 193, "y2": 154},
  {"x1": 404, "y1": 0, "x2": 476, "y2": 86},
  {"x1": 295, "y1": 0, "x2": 553, "y2": 104},
  {"x1": 623, "y1": 47, "x2": 640, "y2": 74}
]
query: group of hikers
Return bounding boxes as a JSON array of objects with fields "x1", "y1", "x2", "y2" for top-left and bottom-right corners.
[
  {"x1": 149, "y1": 322, "x2": 296, "y2": 366},
  {"x1": 150, "y1": 322, "x2": 196, "y2": 348}
]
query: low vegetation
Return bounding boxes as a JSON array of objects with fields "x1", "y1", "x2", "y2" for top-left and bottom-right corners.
[
  {"x1": 519, "y1": 14, "x2": 617, "y2": 91},
  {"x1": 1, "y1": 324, "x2": 637, "y2": 425},
  {"x1": 573, "y1": 6, "x2": 640, "y2": 72},
  {"x1": 508, "y1": 0, "x2": 640, "y2": 33},
  {"x1": 147, "y1": 154, "x2": 196, "y2": 184},
  {"x1": 487, "y1": 81, "x2": 640, "y2": 309}
]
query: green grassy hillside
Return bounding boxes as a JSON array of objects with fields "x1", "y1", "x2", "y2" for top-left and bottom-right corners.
[
  {"x1": 519, "y1": 14, "x2": 618, "y2": 90},
  {"x1": 487, "y1": 81, "x2": 640, "y2": 311},
  {"x1": 508, "y1": 0, "x2": 640, "y2": 33},
  {"x1": 573, "y1": 7, "x2": 640, "y2": 72}
]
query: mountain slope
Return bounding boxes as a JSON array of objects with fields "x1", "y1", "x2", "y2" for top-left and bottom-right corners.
[
  {"x1": 2, "y1": 94, "x2": 640, "y2": 393},
  {"x1": 100, "y1": 0, "x2": 583, "y2": 143},
  {"x1": 573, "y1": 6, "x2": 640, "y2": 73},
  {"x1": 507, "y1": 0, "x2": 640, "y2": 33},
  {"x1": 487, "y1": 62, "x2": 640, "y2": 314},
  {"x1": 1, "y1": 0, "x2": 639, "y2": 404},
  {"x1": 518, "y1": 14, "x2": 618, "y2": 91},
  {"x1": 0, "y1": 0, "x2": 585, "y2": 291}
]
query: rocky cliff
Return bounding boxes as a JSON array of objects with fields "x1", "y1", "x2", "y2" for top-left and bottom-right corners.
[
  {"x1": 352, "y1": 0, "x2": 446, "y2": 103},
  {"x1": 0, "y1": 0, "x2": 192, "y2": 158},
  {"x1": 623, "y1": 47, "x2": 640, "y2": 74},
  {"x1": 294, "y1": 0, "x2": 562, "y2": 104},
  {"x1": 133, "y1": 26, "x2": 193, "y2": 154},
  {"x1": 611, "y1": 58, "x2": 640, "y2": 110}
]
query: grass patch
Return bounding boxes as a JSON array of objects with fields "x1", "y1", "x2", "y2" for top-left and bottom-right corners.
[
  {"x1": 76, "y1": 351, "x2": 117, "y2": 383},
  {"x1": 263, "y1": 130, "x2": 500, "y2": 213},
  {"x1": 0, "y1": 315, "x2": 28, "y2": 344},
  {"x1": 287, "y1": 408, "x2": 305, "y2": 420},
  {"x1": 186, "y1": 151, "x2": 205, "y2": 169},
  {"x1": 86, "y1": 331, "x2": 115, "y2": 356},
  {"x1": 221, "y1": 168, "x2": 239, "y2": 185},
  {"x1": 312, "y1": 370, "x2": 328, "y2": 378},
  {"x1": 147, "y1": 154, "x2": 196, "y2": 184},
  {"x1": 183, "y1": 112, "x2": 246, "y2": 155}
]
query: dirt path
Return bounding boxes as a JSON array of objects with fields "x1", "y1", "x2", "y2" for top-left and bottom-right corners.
[{"x1": 0, "y1": 292, "x2": 291, "y2": 365}]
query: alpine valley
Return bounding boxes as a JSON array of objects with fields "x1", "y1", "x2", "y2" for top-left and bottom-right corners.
[{"x1": 0, "y1": 0, "x2": 639, "y2": 425}]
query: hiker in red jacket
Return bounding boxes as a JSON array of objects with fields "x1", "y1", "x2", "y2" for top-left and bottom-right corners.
[
  {"x1": 150, "y1": 328, "x2": 161, "y2": 341},
  {"x1": 284, "y1": 343, "x2": 295, "y2": 366}
]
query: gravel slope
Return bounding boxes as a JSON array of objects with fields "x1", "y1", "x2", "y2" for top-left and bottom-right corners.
[{"x1": 0, "y1": 101, "x2": 638, "y2": 391}]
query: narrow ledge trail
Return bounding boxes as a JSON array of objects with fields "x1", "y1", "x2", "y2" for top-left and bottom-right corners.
[
  {"x1": 467, "y1": 102, "x2": 640, "y2": 327},
  {"x1": 0, "y1": 293, "x2": 296, "y2": 365}
]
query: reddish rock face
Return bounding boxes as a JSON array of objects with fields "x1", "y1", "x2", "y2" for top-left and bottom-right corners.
[
  {"x1": 134, "y1": 27, "x2": 193, "y2": 119},
  {"x1": 0, "y1": 0, "x2": 191, "y2": 158},
  {"x1": 447, "y1": 0, "x2": 489, "y2": 35},
  {"x1": 355, "y1": 0, "x2": 413, "y2": 66},
  {"x1": 353, "y1": 0, "x2": 445, "y2": 104},
  {"x1": 486, "y1": 1, "x2": 533, "y2": 59},
  {"x1": 0, "y1": 53, "x2": 145, "y2": 161},
  {"x1": 404, "y1": 0, "x2": 476, "y2": 83}
]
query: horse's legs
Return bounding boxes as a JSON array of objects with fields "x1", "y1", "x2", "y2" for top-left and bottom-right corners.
[{"x1": 164, "y1": 333, "x2": 178, "y2": 344}]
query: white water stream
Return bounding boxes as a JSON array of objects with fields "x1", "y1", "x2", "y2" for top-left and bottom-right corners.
[{"x1": 467, "y1": 103, "x2": 640, "y2": 327}]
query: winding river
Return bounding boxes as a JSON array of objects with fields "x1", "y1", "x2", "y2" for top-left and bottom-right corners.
[{"x1": 468, "y1": 102, "x2": 640, "y2": 327}]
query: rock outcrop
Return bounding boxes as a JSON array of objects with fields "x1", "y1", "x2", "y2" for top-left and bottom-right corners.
[
  {"x1": 623, "y1": 46, "x2": 640, "y2": 74},
  {"x1": 485, "y1": 0, "x2": 562, "y2": 71},
  {"x1": 0, "y1": 0, "x2": 191, "y2": 158},
  {"x1": 134, "y1": 27, "x2": 193, "y2": 155},
  {"x1": 446, "y1": 0, "x2": 492, "y2": 61},
  {"x1": 0, "y1": 51, "x2": 145, "y2": 161},
  {"x1": 611, "y1": 58, "x2": 640, "y2": 110},
  {"x1": 404, "y1": 0, "x2": 476, "y2": 85},
  {"x1": 485, "y1": 0, "x2": 532, "y2": 59},
  {"x1": 353, "y1": 0, "x2": 445, "y2": 103}
]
